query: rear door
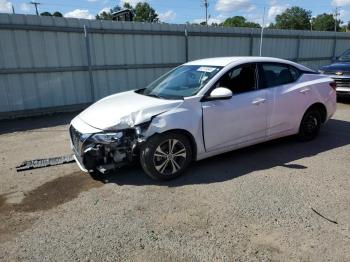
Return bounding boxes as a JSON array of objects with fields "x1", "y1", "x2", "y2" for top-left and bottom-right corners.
[{"x1": 259, "y1": 63, "x2": 311, "y2": 137}]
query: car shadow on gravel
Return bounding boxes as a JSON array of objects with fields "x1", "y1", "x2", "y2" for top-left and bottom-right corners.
[{"x1": 92, "y1": 118, "x2": 350, "y2": 187}]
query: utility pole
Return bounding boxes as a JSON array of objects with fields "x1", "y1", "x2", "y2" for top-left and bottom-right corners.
[
  {"x1": 333, "y1": 7, "x2": 339, "y2": 32},
  {"x1": 259, "y1": 7, "x2": 266, "y2": 57},
  {"x1": 310, "y1": 18, "x2": 313, "y2": 31},
  {"x1": 202, "y1": 0, "x2": 209, "y2": 26},
  {"x1": 11, "y1": 4, "x2": 15, "y2": 14},
  {"x1": 30, "y1": 1, "x2": 40, "y2": 16}
]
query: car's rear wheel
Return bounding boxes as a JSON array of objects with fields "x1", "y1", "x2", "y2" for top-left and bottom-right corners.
[
  {"x1": 140, "y1": 132, "x2": 192, "y2": 180},
  {"x1": 298, "y1": 108, "x2": 322, "y2": 141}
]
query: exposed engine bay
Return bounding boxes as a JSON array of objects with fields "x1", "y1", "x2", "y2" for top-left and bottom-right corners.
[{"x1": 70, "y1": 123, "x2": 149, "y2": 174}]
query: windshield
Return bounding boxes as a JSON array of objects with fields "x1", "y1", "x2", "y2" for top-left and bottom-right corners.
[
  {"x1": 338, "y1": 49, "x2": 350, "y2": 62},
  {"x1": 139, "y1": 65, "x2": 222, "y2": 99}
]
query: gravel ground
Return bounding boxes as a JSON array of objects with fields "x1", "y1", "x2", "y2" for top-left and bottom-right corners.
[{"x1": 0, "y1": 100, "x2": 349, "y2": 261}]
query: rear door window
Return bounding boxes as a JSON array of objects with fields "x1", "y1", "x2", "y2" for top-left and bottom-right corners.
[{"x1": 260, "y1": 63, "x2": 300, "y2": 88}]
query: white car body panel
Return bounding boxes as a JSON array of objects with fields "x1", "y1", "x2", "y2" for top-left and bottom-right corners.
[
  {"x1": 202, "y1": 88, "x2": 268, "y2": 151},
  {"x1": 70, "y1": 56, "x2": 336, "y2": 171},
  {"x1": 78, "y1": 90, "x2": 182, "y2": 130}
]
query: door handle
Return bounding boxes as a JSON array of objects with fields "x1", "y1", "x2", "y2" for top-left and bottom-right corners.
[
  {"x1": 252, "y1": 98, "x2": 266, "y2": 105},
  {"x1": 299, "y1": 88, "x2": 310, "y2": 94}
]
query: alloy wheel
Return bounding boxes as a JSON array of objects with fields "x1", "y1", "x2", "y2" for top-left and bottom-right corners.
[
  {"x1": 153, "y1": 139, "x2": 187, "y2": 175},
  {"x1": 304, "y1": 114, "x2": 319, "y2": 134}
]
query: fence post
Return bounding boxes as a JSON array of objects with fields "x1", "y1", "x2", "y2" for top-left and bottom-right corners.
[
  {"x1": 332, "y1": 34, "x2": 337, "y2": 60},
  {"x1": 295, "y1": 35, "x2": 301, "y2": 62},
  {"x1": 184, "y1": 27, "x2": 189, "y2": 62},
  {"x1": 84, "y1": 25, "x2": 95, "y2": 102},
  {"x1": 249, "y1": 34, "x2": 254, "y2": 56}
]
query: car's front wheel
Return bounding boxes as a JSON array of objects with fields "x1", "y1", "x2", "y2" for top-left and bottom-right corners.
[{"x1": 140, "y1": 132, "x2": 193, "y2": 180}]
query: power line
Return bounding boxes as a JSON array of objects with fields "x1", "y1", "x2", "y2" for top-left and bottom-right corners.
[{"x1": 29, "y1": 1, "x2": 40, "y2": 16}]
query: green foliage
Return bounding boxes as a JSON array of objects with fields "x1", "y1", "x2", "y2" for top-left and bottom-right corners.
[
  {"x1": 40, "y1": 12, "x2": 52, "y2": 16},
  {"x1": 123, "y1": 2, "x2": 133, "y2": 10},
  {"x1": 96, "y1": 6, "x2": 121, "y2": 20},
  {"x1": 133, "y1": 2, "x2": 158, "y2": 22},
  {"x1": 52, "y1": 11, "x2": 63, "y2": 17},
  {"x1": 40, "y1": 11, "x2": 63, "y2": 17},
  {"x1": 267, "y1": 23, "x2": 276, "y2": 29},
  {"x1": 275, "y1": 6, "x2": 312, "y2": 30},
  {"x1": 312, "y1": 13, "x2": 341, "y2": 31},
  {"x1": 96, "y1": 11, "x2": 113, "y2": 20},
  {"x1": 221, "y1": 16, "x2": 261, "y2": 28},
  {"x1": 95, "y1": 2, "x2": 158, "y2": 22}
]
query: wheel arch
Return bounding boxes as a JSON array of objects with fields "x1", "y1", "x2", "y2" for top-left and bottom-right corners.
[
  {"x1": 147, "y1": 129, "x2": 198, "y2": 161},
  {"x1": 305, "y1": 102, "x2": 327, "y2": 123}
]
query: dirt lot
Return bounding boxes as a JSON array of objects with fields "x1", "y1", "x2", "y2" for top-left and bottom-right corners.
[{"x1": 0, "y1": 100, "x2": 349, "y2": 261}]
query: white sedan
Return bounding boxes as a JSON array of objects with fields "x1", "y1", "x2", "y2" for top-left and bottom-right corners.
[{"x1": 70, "y1": 57, "x2": 336, "y2": 180}]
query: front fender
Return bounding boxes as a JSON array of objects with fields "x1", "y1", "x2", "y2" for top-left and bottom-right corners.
[{"x1": 143, "y1": 98, "x2": 205, "y2": 160}]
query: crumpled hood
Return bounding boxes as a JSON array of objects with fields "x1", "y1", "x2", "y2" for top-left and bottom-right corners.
[
  {"x1": 320, "y1": 62, "x2": 350, "y2": 72},
  {"x1": 78, "y1": 90, "x2": 182, "y2": 130}
]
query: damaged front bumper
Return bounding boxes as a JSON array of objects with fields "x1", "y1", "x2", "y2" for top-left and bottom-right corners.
[{"x1": 69, "y1": 124, "x2": 146, "y2": 174}]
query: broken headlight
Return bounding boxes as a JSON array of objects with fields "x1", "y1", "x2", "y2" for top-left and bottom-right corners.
[{"x1": 90, "y1": 132, "x2": 123, "y2": 144}]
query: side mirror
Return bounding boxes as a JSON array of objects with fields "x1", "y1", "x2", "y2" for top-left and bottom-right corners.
[{"x1": 207, "y1": 87, "x2": 232, "y2": 101}]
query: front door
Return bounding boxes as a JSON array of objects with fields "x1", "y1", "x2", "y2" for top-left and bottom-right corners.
[{"x1": 202, "y1": 63, "x2": 268, "y2": 152}]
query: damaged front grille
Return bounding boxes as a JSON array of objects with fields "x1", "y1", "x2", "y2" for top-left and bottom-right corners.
[{"x1": 69, "y1": 123, "x2": 145, "y2": 173}]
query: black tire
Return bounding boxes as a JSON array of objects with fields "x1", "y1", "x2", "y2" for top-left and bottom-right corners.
[
  {"x1": 298, "y1": 108, "x2": 322, "y2": 141},
  {"x1": 140, "y1": 132, "x2": 193, "y2": 180}
]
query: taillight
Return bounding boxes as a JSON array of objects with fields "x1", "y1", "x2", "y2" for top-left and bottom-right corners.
[{"x1": 330, "y1": 82, "x2": 337, "y2": 90}]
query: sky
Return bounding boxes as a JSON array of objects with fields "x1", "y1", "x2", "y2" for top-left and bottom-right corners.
[{"x1": 1, "y1": 0, "x2": 350, "y2": 25}]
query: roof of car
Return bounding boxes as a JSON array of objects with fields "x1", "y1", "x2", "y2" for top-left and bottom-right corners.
[{"x1": 184, "y1": 56, "x2": 315, "y2": 72}]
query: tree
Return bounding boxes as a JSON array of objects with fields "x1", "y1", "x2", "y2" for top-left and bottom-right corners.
[
  {"x1": 221, "y1": 16, "x2": 261, "y2": 28},
  {"x1": 40, "y1": 12, "x2": 52, "y2": 16},
  {"x1": 347, "y1": 21, "x2": 350, "y2": 32},
  {"x1": 95, "y1": 2, "x2": 158, "y2": 23},
  {"x1": 267, "y1": 23, "x2": 277, "y2": 29},
  {"x1": 40, "y1": 11, "x2": 63, "y2": 17},
  {"x1": 123, "y1": 2, "x2": 133, "y2": 10},
  {"x1": 275, "y1": 6, "x2": 312, "y2": 30},
  {"x1": 312, "y1": 13, "x2": 341, "y2": 31},
  {"x1": 52, "y1": 11, "x2": 63, "y2": 17},
  {"x1": 133, "y1": 2, "x2": 158, "y2": 22},
  {"x1": 96, "y1": 6, "x2": 121, "y2": 20}
]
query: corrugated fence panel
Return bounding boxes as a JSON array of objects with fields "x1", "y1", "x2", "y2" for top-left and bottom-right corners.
[
  {"x1": 1, "y1": 13, "x2": 350, "y2": 118},
  {"x1": 259, "y1": 37, "x2": 299, "y2": 59},
  {"x1": 0, "y1": 29, "x2": 19, "y2": 68},
  {"x1": 335, "y1": 39, "x2": 350, "y2": 56},
  {"x1": 299, "y1": 38, "x2": 334, "y2": 58},
  {"x1": 302, "y1": 59, "x2": 332, "y2": 70}
]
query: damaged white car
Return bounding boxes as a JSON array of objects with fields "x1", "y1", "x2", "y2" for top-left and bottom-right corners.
[{"x1": 70, "y1": 57, "x2": 336, "y2": 180}]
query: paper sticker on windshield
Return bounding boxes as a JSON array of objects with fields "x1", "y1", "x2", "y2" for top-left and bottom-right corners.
[{"x1": 197, "y1": 67, "x2": 216, "y2": 73}]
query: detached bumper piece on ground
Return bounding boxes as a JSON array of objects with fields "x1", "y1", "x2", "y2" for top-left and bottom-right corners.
[{"x1": 16, "y1": 155, "x2": 75, "y2": 172}]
